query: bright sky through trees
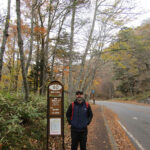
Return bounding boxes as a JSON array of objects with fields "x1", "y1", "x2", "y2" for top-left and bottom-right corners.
[
  {"x1": 0, "y1": 0, "x2": 150, "y2": 27},
  {"x1": 127, "y1": 0, "x2": 150, "y2": 27}
]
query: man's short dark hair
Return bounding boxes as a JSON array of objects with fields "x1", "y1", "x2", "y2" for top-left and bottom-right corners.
[{"x1": 76, "y1": 91, "x2": 83, "y2": 95}]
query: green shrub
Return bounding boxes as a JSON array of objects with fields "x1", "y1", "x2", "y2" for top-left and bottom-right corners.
[{"x1": 0, "y1": 92, "x2": 47, "y2": 150}]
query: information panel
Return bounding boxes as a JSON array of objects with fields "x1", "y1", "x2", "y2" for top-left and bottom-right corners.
[{"x1": 50, "y1": 118, "x2": 61, "y2": 135}]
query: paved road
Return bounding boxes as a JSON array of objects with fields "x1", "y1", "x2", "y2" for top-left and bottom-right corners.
[{"x1": 96, "y1": 101, "x2": 150, "y2": 150}]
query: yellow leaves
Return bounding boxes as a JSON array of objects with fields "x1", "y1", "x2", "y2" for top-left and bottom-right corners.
[
  {"x1": 64, "y1": 84, "x2": 68, "y2": 91},
  {"x1": 117, "y1": 62, "x2": 126, "y2": 69},
  {"x1": 93, "y1": 78, "x2": 101, "y2": 89},
  {"x1": 102, "y1": 40, "x2": 140, "y2": 76},
  {"x1": 93, "y1": 80, "x2": 100, "y2": 86},
  {"x1": 0, "y1": 74, "x2": 11, "y2": 90},
  {"x1": 146, "y1": 45, "x2": 150, "y2": 51},
  {"x1": 102, "y1": 41, "x2": 131, "y2": 61},
  {"x1": 114, "y1": 20, "x2": 124, "y2": 26},
  {"x1": 102, "y1": 53, "x2": 114, "y2": 61},
  {"x1": 2, "y1": 74, "x2": 11, "y2": 81},
  {"x1": 128, "y1": 68, "x2": 138, "y2": 75},
  {"x1": 101, "y1": 48, "x2": 114, "y2": 61}
]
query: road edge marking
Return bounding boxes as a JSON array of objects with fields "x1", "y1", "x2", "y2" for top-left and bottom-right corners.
[{"x1": 118, "y1": 120, "x2": 145, "y2": 150}]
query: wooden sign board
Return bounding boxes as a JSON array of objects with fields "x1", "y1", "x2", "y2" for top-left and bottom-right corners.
[{"x1": 47, "y1": 80, "x2": 64, "y2": 139}]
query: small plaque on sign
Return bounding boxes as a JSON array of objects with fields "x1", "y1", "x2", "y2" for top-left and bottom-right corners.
[
  {"x1": 49, "y1": 90, "x2": 62, "y2": 97},
  {"x1": 49, "y1": 84, "x2": 62, "y2": 90},
  {"x1": 49, "y1": 84, "x2": 62, "y2": 97},
  {"x1": 50, "y1": 97, "x2": 62, "y2": 115},
  {"x1": 49, "y1": 82, "x2": 62, "y2": 97},
  {"x1": 50, "y1": 118, "x2": 61, "y2": 135}
]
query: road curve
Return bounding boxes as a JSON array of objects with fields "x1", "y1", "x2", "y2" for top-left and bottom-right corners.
[{"x1": 96, "y1": 101, "x2": 150, "y2": 150}]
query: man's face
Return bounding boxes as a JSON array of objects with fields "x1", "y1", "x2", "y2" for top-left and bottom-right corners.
[{"x1": 76, "y1": 93, "x2": 84, "y2": 103}]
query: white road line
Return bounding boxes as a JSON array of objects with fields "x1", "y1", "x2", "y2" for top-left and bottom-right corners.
[{"x1": 118, "y1": 120, "x2": 145, "y2": 150}]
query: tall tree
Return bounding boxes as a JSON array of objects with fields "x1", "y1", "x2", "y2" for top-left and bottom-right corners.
[
  {"x1": 75, "y1": 0, "x2": 98, "y2": 90},
  {"x1": 26, "y1": 0, "x2": 37, "y2": 73},
  {"x1": 0, "y1": 0, "x2": 11, "y2": 81},
  {"x1": 16, "y1": 0, "x2": 29, "y2": 101},
  {"x1": 50, "y1": 8, "x2": 70, "y2": 81},
  {"x1": 68, "y1": 0, "x2": 76, "y2": 102},
  {"x1": 37, "y1": 2, "x2": 46, "y2": 95}
]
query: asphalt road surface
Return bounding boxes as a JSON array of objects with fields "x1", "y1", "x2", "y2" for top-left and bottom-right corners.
[{"x1": 96, "y1": 101, "x2": 150, "y2": 150}]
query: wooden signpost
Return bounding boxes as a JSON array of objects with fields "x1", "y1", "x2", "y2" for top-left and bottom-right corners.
[{"x1": 47, "y1": 81, "x2": 64, "y2": 150}]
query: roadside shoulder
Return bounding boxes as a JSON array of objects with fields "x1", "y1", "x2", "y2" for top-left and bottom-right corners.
[{"x1": 101, "y1": 105, "x2": 136, "y2": 150}]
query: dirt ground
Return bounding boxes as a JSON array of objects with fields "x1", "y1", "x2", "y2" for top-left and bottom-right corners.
[{"x1": 64, "y1": 103, "x2": 136, "y2": 150}]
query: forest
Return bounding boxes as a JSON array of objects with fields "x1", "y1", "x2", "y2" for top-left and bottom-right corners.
[{"x1": 0, "y1": 0, "x2": 150, "y2": 149}]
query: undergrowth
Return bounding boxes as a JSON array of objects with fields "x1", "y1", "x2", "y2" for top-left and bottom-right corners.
[{"x1": 0, "y1": 92, "x2": 46, "y2": 150}]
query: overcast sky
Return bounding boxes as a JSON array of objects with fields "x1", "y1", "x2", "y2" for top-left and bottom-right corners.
[
  {"x1": 0, "y1": 0, "x2": 150, "y2": 27},
  {"x1": 127, "y1": 0, "x2": 150, "y2": 27}
]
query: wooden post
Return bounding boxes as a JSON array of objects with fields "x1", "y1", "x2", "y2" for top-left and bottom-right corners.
[{"x1": 0, "y1": 144, "x2": 2, "y2": 150}]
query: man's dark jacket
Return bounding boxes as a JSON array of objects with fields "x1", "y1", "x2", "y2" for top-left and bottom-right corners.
[{"x1": 66, "y1": 99, "x2": 93, "y2": 132}]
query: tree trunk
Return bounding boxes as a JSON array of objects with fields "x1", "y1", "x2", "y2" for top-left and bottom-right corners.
[
  {"x1": 12, "y1": 36, "x2": 16, "y2": 69},
  {"x1": 75, "y1": 0, "x2": 98, "y2": 90},
  {"x1": 44, "y1": 0, "x2": 52, "y2": 83},
  {"x1": 14, "y1": 50, "x2": 20, "y2": 91},
  {"x1": 35, "y1": 39, "x2": 40, "y2": 92},
  {"x1": 16, "y1": 0, "x2": 29, "y2": 101},
  {"x1": 62, "y1": 63, "x2": 65, "y2": 86},
  {"x1": 0, "y1": 0, "x2": 11, "y2": 81},
  {"x1": 80, "y1": 55, "x2": 95, "y2": 91},
  {"x1": 68, "y1": 0, "x2": 76, "y2": 102},
  {"x1": 39, "y1": 37, "x2": 45, "y2": 95},
  {"x1": 38, "y1": 5, "x2": 45, "y2": 95},
  {"x1": 50, "y1": 9, "x2": 69, "y2": 81},
  {"x1": 26, "y1": 0, "x2": 36, "y2": 73}
]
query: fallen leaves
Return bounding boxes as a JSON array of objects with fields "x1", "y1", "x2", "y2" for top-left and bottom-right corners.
[
  {"x1": 87, "y1": 104, "x2": 111, "y2": 150},
  {"x1": 48, "y1": 137, "x2": 64, "y2": 150}
]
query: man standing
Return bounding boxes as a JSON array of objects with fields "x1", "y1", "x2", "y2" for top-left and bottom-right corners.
[{"x1": 66, "y1": 91, "x2": 93, "y2": 150}]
